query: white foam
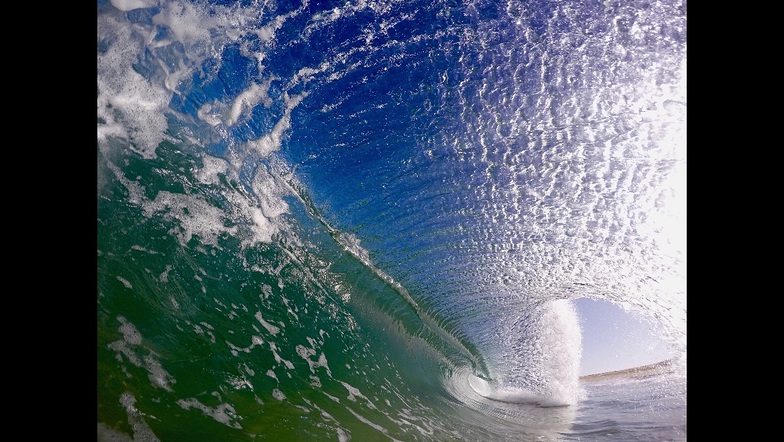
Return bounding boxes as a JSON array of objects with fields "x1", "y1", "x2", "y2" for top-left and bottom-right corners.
[
  {"x1": 97, "y1": 14, "x2": 171, "y2": 158},
  {"x1": 345, "y1": 407, "x2": 390, "y2": 436},
  {"x1": 152, "y1": 2, "x2": 214, "y2": 44},
  {"x1": 118, "y1": 317, "x2": 142, "y2": 345},
  {"x1": 128, "y1": 150, "x2": 286, "y2": 247},
  {"x1": 116, "y1": 276, "x2": 133, "y2": 289},
  {"x1": 98, "y1": 422, "x2": 134, "y2": 442},
  {"x1": 269, "y1": 342, "x2": 295, "y2": 370},
  {"x1": 105, "y1": 392, "x2": 161, "y2": 442},
  {"x1": 254, "y1": 1, "x2": 309, "y2": 44},
  {"x1": 176, "y1": 398, "x2": 242, "y2": 429},
  {"x1": 145, "y1": 191, "x2": 235, "y2": 247},
  {"x1": 226, "y1": 82, "x2": 273, "y2": 126},
  {"x1": 194, "y1": 155, "x2": 230, "y2": 185},
  {"x1": 110, "y1": 0, "x2": 156, "y2": 12},
  {"x1": 255, "y1": 312, "x2": 281, "y2": 335},
  {"x1": 143, "y1": 353, "x2": 176, "y2": 391},
  {"x1": 100, "y1": 0, "x2": 268, "y2": 159},
  {"x1": 246, "y1": 92, "x2": 308, "y2": 157},
  {"x1": 339, "y1": 381, "x2": 377, "y2": 410},
  {"x1": 108, "y1": 317, "x2": 176, "y2": 392}
]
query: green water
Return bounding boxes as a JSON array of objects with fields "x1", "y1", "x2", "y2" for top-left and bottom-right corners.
[{"x1": 97, "y1": 141, "x2": 491, "y2": 441}]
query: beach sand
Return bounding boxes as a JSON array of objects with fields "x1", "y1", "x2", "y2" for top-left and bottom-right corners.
[{"x1": 579, "y1": 359, "x2": 674, "y2": 382}]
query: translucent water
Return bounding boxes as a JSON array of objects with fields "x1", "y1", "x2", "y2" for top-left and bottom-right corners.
[{"x1": 98, "y1": 0, "x2": 686, "y2": 440}]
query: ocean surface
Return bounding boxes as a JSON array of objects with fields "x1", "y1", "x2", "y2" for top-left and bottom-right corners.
[{"x1": 97, "y1": 0, "x2": 687, "y2": 440}]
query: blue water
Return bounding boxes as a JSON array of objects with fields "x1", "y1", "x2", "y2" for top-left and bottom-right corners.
[{"x1": 97, "y1": 0, "x2": 686, "y2": 440}]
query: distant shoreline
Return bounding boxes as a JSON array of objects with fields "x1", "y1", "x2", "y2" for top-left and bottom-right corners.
[{"x1": 579, "y1": 359, "x2": 674, "y2": 382}]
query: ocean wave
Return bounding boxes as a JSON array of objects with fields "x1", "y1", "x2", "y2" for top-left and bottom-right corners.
[{"x1": 98, "y1": 0, "x2": 686, "y2": 439}]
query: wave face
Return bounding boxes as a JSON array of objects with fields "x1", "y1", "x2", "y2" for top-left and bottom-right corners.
[{"x1": 97, "y1": 0, "x2": 686, "y2": 440}]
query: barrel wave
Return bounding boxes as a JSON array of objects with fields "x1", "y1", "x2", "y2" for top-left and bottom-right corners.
[{"x1": 97, "y1": 0, "x2": 686, "y2": 440}]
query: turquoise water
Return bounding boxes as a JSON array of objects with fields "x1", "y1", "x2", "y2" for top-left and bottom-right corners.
[{"x1": 97, "y1": 0, "x2": 686, "y2": 440}]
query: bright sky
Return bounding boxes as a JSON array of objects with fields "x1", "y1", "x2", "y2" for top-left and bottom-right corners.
[{"x1": 575, "y1": 298, "x2": 674, "y2": 376}]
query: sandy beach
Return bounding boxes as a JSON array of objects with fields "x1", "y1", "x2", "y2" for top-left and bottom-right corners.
[{"x1": 579, "y1": 359, "x2": 674, "y2": 382}]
